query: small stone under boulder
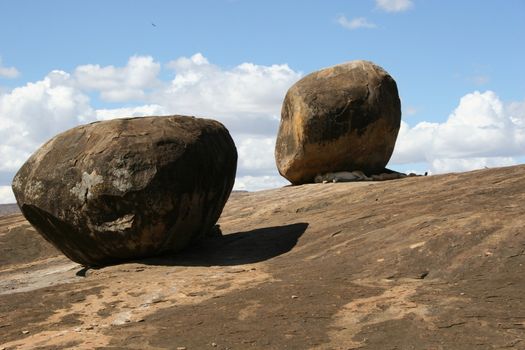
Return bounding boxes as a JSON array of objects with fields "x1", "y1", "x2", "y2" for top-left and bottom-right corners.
[
  {"x1": 12, "y1": 115, "x2": 237, "y2": 266},
  {"x1": 275, "y1": 60, "x2": 401, "y2": 185}
]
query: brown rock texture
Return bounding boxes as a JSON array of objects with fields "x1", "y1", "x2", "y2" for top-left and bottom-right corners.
[
  {"x1": 1, "y1": 165, "x2": 524, "y2": 349},
  {"x1": 11, "y1": 115, "x2": 237, "y2": 266},
  {"x1": 275, "y1": 60, "x2": 401, "y2": 185}
]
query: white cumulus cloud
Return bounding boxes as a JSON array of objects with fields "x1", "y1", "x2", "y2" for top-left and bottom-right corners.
[
  {"x1": 0, "y1": 57, "x2": 19, "y2": 79},
  {"x1": 95, "y1": 104, "x2": 166, "y2": 120},
  {"x1": 375, "y1": 0, "x2": 414, "y2": 12},
  {"x1": 236, "y1": 135, "x2": 279, "y2": 177},
  {"x1": 0, "y1": 70, "x2": 94, "y2": 173},
  {"x1": 0, "y1": 186, "x2": 16, "y2": 204},
  {"x1": 160, "y1": 53, "x2": 301, "y2": 135},
  {"x1": 75, "y1": 55, "x2": 161, "y2": 102},
  {"x1": 430, "y1": 157, "x2": 516, "y2": 174},
  {"x1": 337, "y1": 15, "x2": 377, "y2": 30},
  {"x1": 391, "y1": 91, "x2": 525, "y2": 173}
]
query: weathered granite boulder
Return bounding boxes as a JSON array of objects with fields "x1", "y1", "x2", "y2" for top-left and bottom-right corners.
[
  {"x1": 275, "y1": 60, "x2": 401, "y2": 185},
  {"x1": 12, "y1": 116, "x2": 237, "y2": 266}
]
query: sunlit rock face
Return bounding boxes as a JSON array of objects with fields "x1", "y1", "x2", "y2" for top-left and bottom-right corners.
[{"x1": 275, "y1": 60, "x2": 401, "y2": 185}]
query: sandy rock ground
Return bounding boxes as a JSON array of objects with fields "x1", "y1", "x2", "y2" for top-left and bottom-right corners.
[{"x1": 1, "y1": 165, "x2": 524, "y2": 349}]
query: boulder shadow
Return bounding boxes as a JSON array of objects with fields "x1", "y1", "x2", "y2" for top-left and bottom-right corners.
[{"x1": 142, "y1": 222, "x2": 308, "y2": 267}]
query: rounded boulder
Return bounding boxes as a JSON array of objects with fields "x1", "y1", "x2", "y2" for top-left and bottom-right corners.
[
  {"x1": 12, "y1": 115, "x2": 237, "y2": 266},
  {"x1": 275, "y1": 60, "x2": 401, "y2": 185}
]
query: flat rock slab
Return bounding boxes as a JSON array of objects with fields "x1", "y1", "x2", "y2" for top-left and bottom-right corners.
[{"x1": 1, "y1": 165, "x2": 524, "y2": 349}]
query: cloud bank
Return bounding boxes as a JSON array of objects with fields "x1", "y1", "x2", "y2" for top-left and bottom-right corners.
[
  {"x1": 1, "y1": 54, "x2": 524, "y2": 204},
  {"x1": 0, "y1": 54, "x2": 301, "y2": 203},
  {"x1": 391, "y1": 91, "x2": 525, "y2": 172},
  {"x1": 75, "y1": 55, "x2": 161, "y2": 102}
]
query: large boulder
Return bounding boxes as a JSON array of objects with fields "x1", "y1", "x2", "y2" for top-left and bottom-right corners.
[
  {"x1": 275, "y1": 60, "x2": 401, "y2": 185},
  {"x1": 12, "y1": 115, "x2": 237, "y2": 266}
]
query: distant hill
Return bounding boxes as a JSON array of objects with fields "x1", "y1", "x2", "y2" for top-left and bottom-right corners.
[{"x1": 0, "y1": 203, "x2": 19, "y2": 217}]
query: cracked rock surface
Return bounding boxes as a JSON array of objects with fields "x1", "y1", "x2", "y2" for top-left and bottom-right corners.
[
  {"x1": 11, "y1": 115, "x2": 237, "y2": 266},
  {"x1": 275, "y1": 60, "x2": 401, "y2": 185}
]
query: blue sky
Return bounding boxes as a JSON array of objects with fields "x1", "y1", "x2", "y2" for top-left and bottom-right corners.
[{"x1": 1, "y1": 0, "x2": 524, "y2": 202}]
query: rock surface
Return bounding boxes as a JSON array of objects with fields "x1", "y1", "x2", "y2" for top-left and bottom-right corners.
[
  {"x1": 275, "y1": 60, "x2": 401, "y2": 185},
  {"x1": 12, "y1": 115, "x2": 237, "y2": 266},
  {"x1": 1, "y1": 165, "x2": 524, "y2": 349}
]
